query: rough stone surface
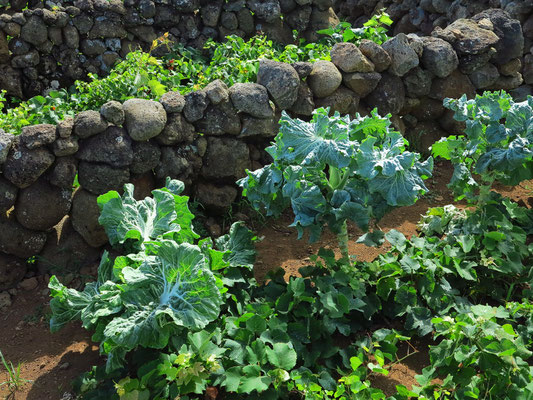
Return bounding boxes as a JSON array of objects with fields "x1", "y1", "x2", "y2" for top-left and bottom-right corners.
[
  {"x1": 420, "y1": 37, "x2": 458, "y2": 78},
  {"x1": 330, "y1": 42, "x2": 374, "y2": 73},
  {"x1": 0, "y1": 253, "x2": 26, "y2": 291},
  {"x1": 195, "y1": 183, "x2": 238, "y2": 214},
  {"x1": 469, "y1": 63, "x2": 500, "y2": 89},
  {"x1": 0, "y1": 129, "x2": 14, "y2": 164},
  {"x1": 365, "y1": 73, "x2": 406, "y2": 115},
  {"x1": 123, "y1": 99, "x2": 167, "y2": 141},
  {"x1": 196, "y1": 101, "x2": 241, "y2": 136},
  {"x1": 100, "y1": 100, "x2": 125, "y2": 125},
  {"x1": 78, "y1": 161, "x2": 130, "y2": 195},
  {"x1": 403, "y1": 67, "x2": 433, "y2": 97},
  {"x1": 20, "y1": 124, "x2": 57, "y2": 149},
  {"x1": 433, "y1": 18, "x2": 499, "y2": 55},
  {"x1": 20, "y1": 15, "x2": 48, "y2": 45},
  {"x1": 289, "y1": 81, "x2": 315, "y2": 116},
  {"x1": 430, "y1": 69, "x2": 476, "y2": 100},
  {"x1": 230, "y1": 83, "x2": 274, "y2": 118},
  {"x1": 156, "y1": 113, "x2": 196, "y2": 144},
  {"x1": 3, "y1": 142, "x2": 55, "y2": 188},
  {"x1": 359, "y1": 39, "x2": 391, "y2": 72},
  {"x1": 74, "y1": 110, "x2": 108, "y2": 139},
  {"x1": 131, "y1": 140, "x2": 161, "y2": 174},
  {"x1": 48, "y1": 156, "x2": 78, "y2": 189},
  {"x1": 382, "y1": 33, "x2": 420, "y2": 77},
  {"x1": 343, "y1": 72, "x2": 382, "y2": 97},
  {"x1": 0, "y1": 176, "x2": 18, "y2": 212},
  {"x1": 71, "y1": 188, "x2": 108, "y2": 248},
  {"x1": 204, "y1": 79, "x2": 230, "y2": 105},
  {"x1": 291, "y1": 61, "x2": 313, "y2": 78},
  {"x1": 57, "y1": 117, "x2": 74, "y2": 138},
  {"x1": 0, "y1": 214, "x2": 47, "y2": 258},
  {"x1": 53, "y1": 137, "x2": 79, "y2": 157},
  {"x1": 257, "y1": 59, "x2": 300, "y2": 109},
  {"x1": 183, "y1": 91, "x2": 209, "y2": 123},
  {"x1": 76, "y1": 126, "x2": 133, "y2": 167},
  {"x1": 308, "y1": 60, "x2": 342, "y2": 98},
  {"x1": 160, "y1": 91, "x2": 186, "y2": 113},
  {"x1": 407, "y1": 121, "x2": 447, "y2": 155},
  {"x1": 315, "y1": 86, "x2": 360, "y2": 116},
  {"x1": 15, "y1": 178, "x2": 72, "y2": 231},
  {"x1": 239, "y1": 116, "x2": 279, "y2": 138},
  {"x1": 201, "y1": 137, "x2": 250, "y2": 180}
]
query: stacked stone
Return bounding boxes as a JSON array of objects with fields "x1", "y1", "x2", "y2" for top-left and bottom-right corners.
[
  {"x1": 0, "y1": 0, "x2": 341, "y2": 98},
  {"x1": 0, "y1": 9, "x2": 526, "y2": 289}
]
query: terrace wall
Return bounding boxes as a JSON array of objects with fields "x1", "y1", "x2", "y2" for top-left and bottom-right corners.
[{"x1": 0, "y1": 7, "x2": 530, "y2": 289}]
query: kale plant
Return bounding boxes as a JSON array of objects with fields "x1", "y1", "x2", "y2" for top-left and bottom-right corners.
[{"x1": 238, "y1": 108, "x2": 433, "y2": 261}]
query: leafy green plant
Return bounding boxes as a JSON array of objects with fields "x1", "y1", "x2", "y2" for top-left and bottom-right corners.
[
  {"x1": 0, "y1": 350, "x2": 32, "y2": 394},
  {"x1": 432, "y1": 91, "x2": 533, "y2": 205},
  {"x1": 238, "y1": 108, "x2": 433, "y2": 261}
]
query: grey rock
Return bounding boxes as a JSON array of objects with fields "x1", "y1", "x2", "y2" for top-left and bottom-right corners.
[
  {"x1": 366, "y1": 73, "x2": 406, "y2": 115},
  {"x1": 0, "y1": 215, "x2": 47, "y2": 258},
  {"x1": 183, "y1": 91, "x2": 209, "y2": 123},
  {"x1": 0, "y1": 176, "x2": 18, "y2": 212},
  {"x1": 359, "y1": 39, "x2": 391, "y2": 72},
  {"x1": 0, "y1": 65, "x2": 23, "y2": 98},
  {"x1": 204, "y1": 79, "x2": 230, "y2": 105},
  {"x1": 524, "y1": 54, "x2": 533, "y2": 85},
  {"x1": 157, "y1": 113, "x2": 196, "y2": 144},
  {"x1": 488, "y1": 72, "x2": 523, "y2": 91},
  {"x1": 458, "y1": 48, "x2": 497, "y2": 74},
  {"x1": 239, "y1": 116, "x2": 279, "y2": 138},
  {"x1": 48, "y1": 156, "x2": 78, "y2": 189},
  {"x1": 78, "y1": 162, "x2": 130, "y2": 195},
  {"x1": 315, "y1": 86, "x2": 360, "y2": 116},
  {"x1": 154, "y1": 145, "x2": 200, "y2": 183},
  {"x1": 433, "y1": 19, "x2": 499, "y2": 55},
  {"x1": 382, "y1": 33, "x2": 420, "y2": 77},
  {"x1": 343, "y1": 72, "x2": 382, "y2": 97},
  {"x1": 403, "y1": 67, "x2": 433, "y2": 97},
  {"x1": 20, "y1": 124, "x2": 57, "y2": 149},
  {"x1": 201, "y1": 137, "x2": 250, "y2": 180},
  {"x1": 421, "y1": 37, "x2": 458, "y2": 78},
  {"x1": 499, "y1": 58, "x2": 521, "y2": 76},
  {"x1": 286, "y1": 5, "x2": 312, "y2": 31},
  {"x1": 77, "y1": 126, "x2": 133, "y2": 167},
  {"x1": 468, "y1": 63, "x2": 500, "y2": 89},
  {"x1": 3, "y1": 142, "x2": 55, "y2": 188},
  {"x1": 57, "y1": 117, "x2": 74, "y2": 139},
  {"x1": 160, "y1": 91, "x2": 186, "y2": 113},
  {"x1": 407, "y1": 121, "x2": 447, "y2": 155},
  {"x1": 89, "y1": 17, "x2": 127, "y2": 38},
  {"x1": 52, "y1": 137, "x2": 80, "y2": 157},
  {"x1": 15, "y1": 178, "x2": 72, "y2": 231},
  {"x1": 201, "y1": 1, "x2": 222, "y2": 26},
  {"x1": 74, "y1": 110, "x2": 108, "y2": 139},
  {"x1": 123, "y1": 99, "x2": 167, "y2": 141},
  {"x1": 0, "y1": 129, "x2": 14, "y2": 164},
  {"x1": 195, "y1": 183, "x2": 237, "y2": 214},
  {"x1": 229, "y1": 83, "x2": 274, "y2": 118},
  {"x1": 257, "y1": 59, "x2": 300, "y2": 109},
  {"x1": 100, "y1": 101, "x2": 125, "y2": 125},
  {"x1": 0, "y1": 253, "x2": 26, "y2": 291},
  {"x1": 330, "y1": 42, "x2": 374, "y2": 73},
  {"x1": 289, "y1": 81, "x2": 315, "y2": 116},
  {"x1": 20, "y1": 15, "x2": 48, "y2": 45},
  {"x1": 430, "y1": 69, "x2": 476, "y2": 100},
  {"x1": 63, "y1": 25, "x2": 80, "y2": 49},
  {"x1": 308, "y1": 60, "x2": 342, "y2": 98},
  {"x1": 11, "y1": 50, "x2": 40, "y2": 68},
  {"x1": 81, "y1": 39, "x2": 106, "y2": 56},
  {"x1": 409, "y1": 97, "x2": 445, "y2": 121},
  {"x1": 248, "y1": 0, "x2": 281, "y2": 23},
  {"x1": 291, "y1": 61, "x2": 313, "y2": 78},
  {"x1": 196, "y1": 101, "x2": 241, "y2": 136},
  {"x1": 130, "y1": 141, "x2": 161, "y2": 174},
  {"x1": 71, "y1": 188, "x2": 108, "y2": 247}
]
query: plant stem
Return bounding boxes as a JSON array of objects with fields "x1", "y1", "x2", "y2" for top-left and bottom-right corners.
[{"x1": 337, "y1": 220, "x2": 350, "y2": 263}]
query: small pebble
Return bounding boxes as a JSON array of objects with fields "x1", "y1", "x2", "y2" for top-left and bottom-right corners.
[
  {"x1": 59, "y1": 362, "x2": 70, "y2": 370},
  {"x1": 19, "y1": 277, "x2": 38, "y2": 291}
]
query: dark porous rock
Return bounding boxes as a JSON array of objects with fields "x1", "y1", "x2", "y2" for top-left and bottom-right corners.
[
  {"x1": 36, "y1": 216, "x2": 101, "y2": 275},
  {"x1": 77, "y1": 126, "x2": 133, "y2": 167},
  {"x1": 468, "y1": 63, "x2": 500, "y2": 89},
  {"x1": 157, "y1": 113, "x2": 196, "y2": 145},
  {"x1": 201, "y1": 1, "x2": 222, "y2": 26},
  {"x1": 472, "y1": 9, "x2": 524, "y2": 65},
  {"x1": 289, "y1": 81, "x2": 315, "y2": 116},
  {"x1": 184, "y1": 91, "x2": 209, "y2": 123},
  {"x1": 20, "y1": 15, "x2": 48, "y2": 45},
  {"x1": 524, "y1": 54, "x2": 533, "y2": 85},
  {"x1": 432, "y1": 19, "x2": 499, "y2": 55},
  {"x1": 420, "y1": 37, "x2": 458, "y2": 78},
  {"x1": 257, "y1": 59, "x2": 300, "y2": 109},
  {"x1": 229, "y1": 83, "x2": 274, "y2": 119},
  {"x1": 15, "y1": 178, "x2": 72, "y2": 231},
  {"x1": 74, "y1": 110, "x2": 108, "y2": 139},
  {"x1": 239, "y1": 116, "x2": 279, "y2": 138},
  {"x1": 343, "y1": 72, "x2": 382, "y2": 97},
  {"x1": 359, "y1": 39, "x2": 391, "y2": 72},
  {"x1": 53, "y1": 137, "x2": 79, "y2": 157},
  {"x1": 0, "y1": 176, "x2": 18, "y2": 212},
  {"x1": 204, "y1": 79, "x2": 230, "y2": 105},
  {"x1": 315, "y1": 86, "x2": 360, "y2": 116},
  {"x1": 330, "y1": 42, "x2": 374, "y2": 73},
  {"x1": 291, "y1": 61, "x2": 313, "y2": 78},
  {"x1": 0, "y1": 253, "x2": 26, "y2": 291},
  {"x1": 78, "y1": 161, "x2": 130, "y2": 195},
  {"x1": 308, "y1": 60, "x2": 342, "y2": 98},
  {"x1": 459, "y1": 48, "x2": 497, "y2": 74},
  {"x1": 0, "y1": 215, "x2": 47, "y2": 258},
  {"x1": 173, "y1": 0, "x2": 200, "y2": 13},
  {"x1": 201, "y1": 137, "x2": 250, "y2": 180},
  {"x1": 382, "y1": 33, "x2": 419, "y2": 77},
  {"x1": 286, "y1": 3, "x2": 311, "y2": 30},
  {"x1": 488, "y1": 72, "x2": 523, "y2": 91},
  {"x1": 80, "y1": 39, "x2": 106, "y2": 56},
  {"x1": 57, "y1": 116, "x2": 74, "y2": 138},
  {"x1": 0, "y1": 64, "x2": 23, "y2": 98},
  {"x1": 403, "y1": 67, "x2": 433, "y2": 97},
  {"x1": 48, "y1": 156, "x2": 78, "y2": 189},
  {"x1": 430, "y1": 69, "x2": 475, "y2": 100},
  {"x1": 195, "y1": 183, "x2": 237, "y2": 215},
  {"x1": 131, "y1": 141, "x2": 161, "y2": 174},
  {"x1": 365, "y1": 73, "x2": 405, "y2": 115},
  {"x1": 71, "y1": 188, "x2": 108, "y2": 247},
  {"x1": 439, "y1": 109, "x2": 466, "y2": 135},
  {"x1": 130, "y1": 172, "x2": 156, "y2": 201},
  {"x1": 20, "y1": 124, "x2": 57, "y2": 149},
  {"x1": 248, "y1": 0, "x2": 281, "y2": 23},
  {"x1": 154, "y1": 146, "x2": 199, "y2": 183},
  {"x1": 196, "y1": 101, "x2": 241, "y2": 136},
  {"x1": 409, "y1": 97, "x2": 445, "y2": 121},
  {"x1": 0, "y1": 129, "x2": 14, "y2": 164},
  {"x1": 499, "y1": 58, "x2": 521, "y2": 76},
  {"x1": 123, "y1": 99, "x2": 167, "y2": 141},
  {"x1": 407, "y1": 121, "x2": 447, "y2": 155},
  {"x1": 3, "y1": 142, "x2": 55, "y2": 188},
  {"x1": 11, "y1": 50, "x2": 40, "y2": 68},
  {"x1": 89, "y1": 17, "x2": 127, "y2": 38},
  {"x1": 100, "y1": 101, "x2": 125, "y2": 125},
  {"x1": 160, "y1": 91, "x2": 186, "y2": 113}
]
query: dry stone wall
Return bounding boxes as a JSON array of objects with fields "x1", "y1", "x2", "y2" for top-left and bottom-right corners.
[
  {"x1": 0, "y1": 0, "x2": 340, "y2": 98},
  {"x1": 334, "y1": 0, "x2": 533, "y2": 90},
  {"x1": 0, "y1": 8, "x2": 529, "y2": 289}
]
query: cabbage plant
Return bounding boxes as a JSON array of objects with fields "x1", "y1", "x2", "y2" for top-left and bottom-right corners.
[{"x1": 238, "y1": 108, "x2": 433, "y2": 261}]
